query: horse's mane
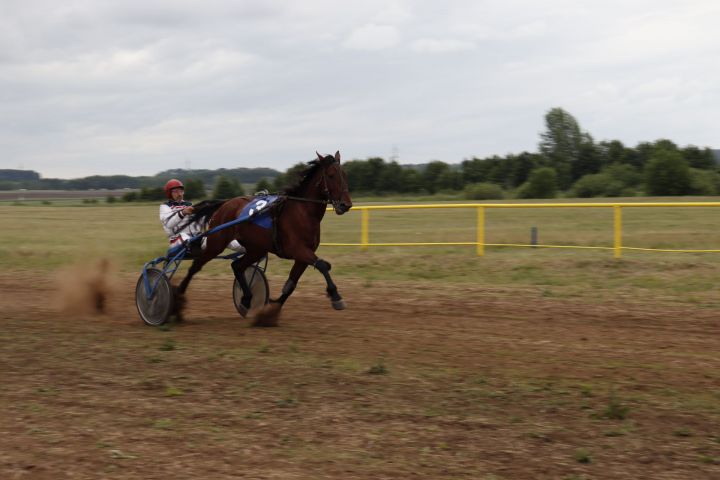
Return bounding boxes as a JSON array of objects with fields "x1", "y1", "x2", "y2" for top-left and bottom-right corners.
[
  {"x1": 281, "y1": 158, "x2": 328, "y2": 196},
  {"x1": 182, "y1": 156, "x2": 332, "y2": 230},
  {"x1": 181, "y1": 199, "x2": 227, "y2": 230}
]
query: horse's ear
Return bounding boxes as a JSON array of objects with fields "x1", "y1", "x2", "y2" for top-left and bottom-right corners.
[
  {"x1": 334, "y1": 151, "x2": 341, "y2": 163},
  {"x1": 316, "y1": 151, "x2": 323, "y2": 161}
]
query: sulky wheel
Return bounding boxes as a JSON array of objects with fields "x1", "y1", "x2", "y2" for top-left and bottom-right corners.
[
  {"x1": 232, "y1": 264, "x2": 270, "y2": 318},
  {"x1": 135, "y1": 268, "x2": 174, "y2": 326}
]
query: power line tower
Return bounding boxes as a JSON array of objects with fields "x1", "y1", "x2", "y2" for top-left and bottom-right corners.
[{"x1": 390, "y1": 145, "x2": 399, "y2": 163}]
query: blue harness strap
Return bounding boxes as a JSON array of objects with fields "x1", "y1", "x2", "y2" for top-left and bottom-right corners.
[{"x1": 178, "y1": 194, "x2": 280, "y2": 251}]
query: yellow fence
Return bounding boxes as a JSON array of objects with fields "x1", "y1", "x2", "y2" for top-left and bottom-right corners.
[{"x1": 321, "y1": 202, "x2": 720, "y2": 258}]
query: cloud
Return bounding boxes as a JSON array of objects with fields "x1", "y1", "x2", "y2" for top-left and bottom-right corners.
[
  {"x1": 411, "y1": 38, "x2": 475, "y2": 53},
  {"x1": 1, "y1": 0, "x2": 719, "y2": 178},
  {"x1": 507, "y1": 20, "x2": 547, "y2": 38},
  {"x1": 343, "y1": 24, "x2": 401, "y2": 50},
  {"x1": 373, "y1": 2, "x2": 413, "y2": 24}
]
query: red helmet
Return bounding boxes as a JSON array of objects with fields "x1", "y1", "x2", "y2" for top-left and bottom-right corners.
[{"x1": 164, "y1": 179, "x2": 184, "y2": 199}]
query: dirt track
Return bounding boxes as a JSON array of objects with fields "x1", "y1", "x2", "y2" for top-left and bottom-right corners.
[{"x1": 1, "y1": 271, "x2": 719, "y2": 479}]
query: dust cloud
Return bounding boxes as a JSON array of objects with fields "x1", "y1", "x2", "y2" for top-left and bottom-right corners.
[
  {"x1": 54, "y1": 258, "x2": 117, "y2": 315},
  {"x1": 252, "y1": 301, "x2": 281, "y2": 327}
]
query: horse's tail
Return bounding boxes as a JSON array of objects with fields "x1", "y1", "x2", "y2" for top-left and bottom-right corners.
[{"x1": 182, "y1": 199, "x2": 227, "y2": 229}]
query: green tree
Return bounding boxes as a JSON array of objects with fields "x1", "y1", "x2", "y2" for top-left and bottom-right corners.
[
  {"x1": 629, "y1": 142, "x2": 656, "y2": 169},
  {"x1": 598, "y1": 140, "x2": 626, "y2": 166},
  {"x1": 183, "y1": 178, "x2": 206, "y2": 201},
  {"x1": 571, "y1": 173, "x2": 610, "y2": 198},
  {"x1": 343, "y1": 157, "x2": 386, "y2": 193},
  {"x1": 122, "y1": 191, "x2": 138, "y2": 202},
  {"x1": 421, "y1": 161, "x2": 451, "y2": 194},
  {"x1": 343, "y1": 160, "x2": 371, "y2": 192},
  {"x1": 437, "y1": 170, "x2": 463, "y2": 191},
  {"x1": 376, "y1": 161, "x2": 404, "y2": 193},
  {"x1": 461, "y1": 157, "x2": 489, "y2": 184},
  {"x1": 508, "y1": 152, "x2": 540, "y2": 188},
  {"x1": 682, "y1": 146, "x2": 716, "y2": 170},
  {"x1": 688, "y1": 168, "x2": 719, "y2": 195},
  {"x1": 539, "y1": 108, "x2": 585, "y2": 189},
  {"x1": 139, "y1": 187, "x2": 165, "y2": 201},
  {"x1": 654, "y1": 139, "x2": 679, "y2": 153},
  {"x1": 570, "y1": 172, "x2": 625, "y2": 198},
  {"x1": 255, "y1": 178, "x2": 272, "y2": 193},
  {"x1": 213, "y1": 176, "x2": 244, "y2": 199},
  {"x1": 399, "y1": 168, "x2": 423, "y2": 193},
  {"x1": 603, "y1": 163, "x2": 641, "y2": 188},
  {"x1": 517, "y1": 167, "x2": 558, "y2": 199},
  {"x1": 366, "y1": 157, "x2": 386, "y2": 191},
  {"x1": 273, "y1": 163, "x2": 307, "y2": 192},
  {"x1": 644, "y1": 149, "x2": 691, "y2": 195},
  {"x1": 572, "y1": 140, "x2": 602, "y2": 180},
  {"x1": 464, "y1": 182, "x2": 504, "y2": 200}
]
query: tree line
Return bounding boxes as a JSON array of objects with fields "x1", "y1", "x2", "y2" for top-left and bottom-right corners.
[
  {"x1": 336, "y1": 108, "x2": 718, "y2": 199},
  {"x1": 121, "y1": 176, "x2": 252, "y2": 202},
  {"x1": 4, "y1": 108, "x2": 718, "y2": 200},
  {"x1": 0, "y1": 167, "x2": 280, "y2": 192}
]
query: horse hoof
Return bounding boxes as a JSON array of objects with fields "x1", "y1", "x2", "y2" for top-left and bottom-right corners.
[
  {"x1": 237, "y1": 304, "x2": 249, "y2": 318},
  {"x1": 332, "y1": 299, "x2": 346, "y2": 310}
]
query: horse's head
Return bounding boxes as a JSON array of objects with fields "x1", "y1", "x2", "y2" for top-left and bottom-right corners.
[{"x1": 316, "y1": 151, "x2": 352, "y2": 215}]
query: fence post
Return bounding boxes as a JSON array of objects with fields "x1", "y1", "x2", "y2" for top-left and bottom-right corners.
[
  {"x1": 613, "y1": 205, "x2": 622, "y2": 259},
  {"x1": 361, "y1": 208, "x2": 369, "y2": 251},
  {"x1": 476, "y1": 206, "x2": 485, "y2": 256},
  {"x1": 530, "y1": 226, "x2": 538, "y2": 248}
]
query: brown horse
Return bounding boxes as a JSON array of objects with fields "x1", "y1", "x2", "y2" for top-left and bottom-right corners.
[{"x1": 176, "y1": 151, "x2": 352, "y2": 324}]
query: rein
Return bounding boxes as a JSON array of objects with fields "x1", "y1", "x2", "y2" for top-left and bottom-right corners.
[
  {"x1": 284, "y1": 195, "x2": 328, "y2": 205},
  {"x1": 279, "y1": 158, "x2": 348, "y2": 215}
]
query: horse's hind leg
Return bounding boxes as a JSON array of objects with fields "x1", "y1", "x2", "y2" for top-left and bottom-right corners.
[
  {"x1": 178, "y1": 258, "x2": 205, "y2": 294},
  {"x1": 173, "y1": 257, "x2": 207, "y2": 321},
  {"x1": 313, "y1": 258, "x2": 345, "y2": 310},
  {"x1": 231, "y1": 252, "x2": 265, "y2": 316}
]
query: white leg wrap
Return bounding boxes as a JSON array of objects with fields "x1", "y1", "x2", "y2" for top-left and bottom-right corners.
[{"x1": 228, "y1": 240, "x2": 246, "y2": 253}]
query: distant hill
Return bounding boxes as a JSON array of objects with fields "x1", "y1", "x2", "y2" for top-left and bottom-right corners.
[
  {"x1": 0, "y1": 167, "x2": 281, "y2": 191},
  {"x1": 156, "y1": 167, "x2": 280, "y2": 186},
  {"x1": 0, "y1": 169, "x2": 40, "y2": 182}
]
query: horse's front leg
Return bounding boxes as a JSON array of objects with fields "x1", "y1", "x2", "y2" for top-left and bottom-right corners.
[
  {"x1": 313, "y1": 258, "x2": 346, "y2": 310},
  {"x1": 252, "y1": 260, "x2": 308, "y2": 327}
]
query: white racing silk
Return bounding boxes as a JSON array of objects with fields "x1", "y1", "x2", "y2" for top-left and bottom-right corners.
[
  {"x1": 159, "y1": 201, "x2": 201, "y2": 246},
  {"x1": 159, "y1": 200, "x2": 244, "y2": 252}
]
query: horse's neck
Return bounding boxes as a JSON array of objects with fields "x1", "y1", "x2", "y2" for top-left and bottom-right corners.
[
  {"x1": 288, "y1": 197, "x2": 326, "y2": 221},
  {"x1": 287, "y1": 183, "x2": 326, "y2": 220}
]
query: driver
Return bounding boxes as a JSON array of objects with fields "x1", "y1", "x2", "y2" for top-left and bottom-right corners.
[{"x1": 160, "y1": 179, "x2": 244, "y2": 253}]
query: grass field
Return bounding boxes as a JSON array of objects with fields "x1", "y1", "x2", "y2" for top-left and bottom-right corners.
[
  {"x1": 3, "y1": 197, "x2": 720, "y2": 305},
  {"x1": 1, "y1": 198, "x2": 719, "y2": 479}
]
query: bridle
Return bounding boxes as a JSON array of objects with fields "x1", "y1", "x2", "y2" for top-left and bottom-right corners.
[
  {"x1": 286, "y1": 159, "x2": 348, "y2": 210},
  {"x1": 319, "y1": 159, "x2": 348, "y2": 211}
]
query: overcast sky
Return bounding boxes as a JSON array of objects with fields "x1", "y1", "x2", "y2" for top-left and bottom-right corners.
[{"x1": 1, "y1": 0, "x2": 718, "y2": 178}]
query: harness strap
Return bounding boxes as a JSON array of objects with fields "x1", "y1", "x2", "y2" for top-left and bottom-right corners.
[
  {"x1": 271, "y1": 197, "x2": 287, "y2": 259},
  {"x1": 284, "y1": 195, "x2": 328, "y2": 205}
]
